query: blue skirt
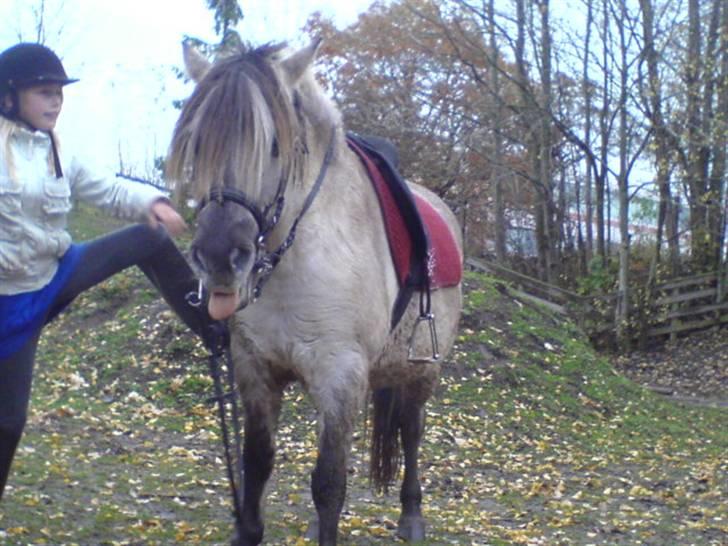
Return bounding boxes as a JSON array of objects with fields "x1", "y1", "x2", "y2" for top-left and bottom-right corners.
[{"x1": 0, "y1": 244, "x2": 87, "y2": 359}]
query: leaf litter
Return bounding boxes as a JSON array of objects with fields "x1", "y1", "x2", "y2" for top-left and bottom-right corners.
[{"x1": 0, "y1": 269, "x2": 724, "y2": 545}]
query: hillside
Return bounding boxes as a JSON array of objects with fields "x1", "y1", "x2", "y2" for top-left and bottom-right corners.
[{"x1": 0, "y1": 208, "x2": 725, "y2": 545}]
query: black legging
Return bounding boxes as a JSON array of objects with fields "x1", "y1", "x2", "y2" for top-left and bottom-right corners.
[{"x1": 0, "y1": 223, "x2": 220, "y2": 501}]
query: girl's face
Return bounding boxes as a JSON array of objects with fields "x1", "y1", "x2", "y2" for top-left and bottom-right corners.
[{"x1": 16, "y1": 83, "x2": 64, "y2": 131}]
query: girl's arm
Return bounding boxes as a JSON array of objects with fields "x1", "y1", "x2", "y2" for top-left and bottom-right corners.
[{"x1": 67, "y1": 158, "x2": 185, "y2": 234}]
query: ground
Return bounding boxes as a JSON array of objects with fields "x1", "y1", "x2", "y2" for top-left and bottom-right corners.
[
  {"x1": 0, "y1": 234, "x2": 725, "y2": 545},
  {"x1": 613, "y1": 328, "x2": 727, "y2": 407}
]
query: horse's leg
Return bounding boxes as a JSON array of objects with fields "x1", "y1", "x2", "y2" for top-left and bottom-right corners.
[
  {"x1": 397, "y1": 392, "x2": 429, "y2": 541},
  {"x1": 309, "y1": 366, "x2": 366, "y2": 546},
  {"x1": 233, "y1": 389, "x2": 283, "y2": 546},
  {"x1": 309, "y1": 411, "x2": 354, "y2": 545}
]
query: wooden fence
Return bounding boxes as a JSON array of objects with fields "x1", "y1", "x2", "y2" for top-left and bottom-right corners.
[
  {"x1": 645, "y1": 272, "x2": 728, "y2": 340},
  {"x1": 465, "y1": 257, "x2": 728, "y2": 346}
]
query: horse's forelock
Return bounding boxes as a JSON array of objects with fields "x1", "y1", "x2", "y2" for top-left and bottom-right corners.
[{"x1": 167, "y1": 44, "x2": 298, "y2": 201}]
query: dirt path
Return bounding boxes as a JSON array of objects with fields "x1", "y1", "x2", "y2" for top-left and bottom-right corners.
[{"x1": 612, "y1": 327, "x2": 727, "y2": 407}]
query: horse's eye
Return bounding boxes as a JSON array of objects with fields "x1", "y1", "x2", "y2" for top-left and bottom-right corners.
[{"x1": 272, "y1": 138, "x2": 279, "y2": 158}]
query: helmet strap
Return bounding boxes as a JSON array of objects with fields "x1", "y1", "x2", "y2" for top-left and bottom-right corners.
[
  {"x1": 0, "y1": 89, "x2": 18, "y2": 120},
  {"x1": 48, "y1": 131, "x2": 63, "y2": 179}
]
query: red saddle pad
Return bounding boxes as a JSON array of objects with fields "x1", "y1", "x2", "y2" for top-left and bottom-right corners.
[{"x1": 349, "y1": 139, "x2": 462, "y2": 289}]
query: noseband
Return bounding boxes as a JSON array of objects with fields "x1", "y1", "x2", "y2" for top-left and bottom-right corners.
[{"x1": 195, "y1": 126, "x2": 337, "y2": 302}]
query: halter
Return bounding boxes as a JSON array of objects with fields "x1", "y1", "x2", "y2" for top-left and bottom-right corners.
[{"x1": 193, "y1": 126, "x2": 337, "y2": 304}]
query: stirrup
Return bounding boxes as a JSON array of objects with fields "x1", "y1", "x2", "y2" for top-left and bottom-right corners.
[{"x1": 407, "y1": 312, "x2": 440, "y2": 363}]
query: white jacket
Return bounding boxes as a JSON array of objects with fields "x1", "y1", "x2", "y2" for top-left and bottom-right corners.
[{"x1": 0, "y1": 122, "x2": 166, "y2": 295}]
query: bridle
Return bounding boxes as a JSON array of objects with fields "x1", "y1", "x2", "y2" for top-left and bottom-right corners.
[{"x1": 191, "y1": 126, "x2": 337, "y2": 306}]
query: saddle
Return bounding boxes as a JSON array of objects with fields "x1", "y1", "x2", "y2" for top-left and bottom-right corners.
[{"x1": 346, "y1": 133, "x2": 462, "y2": 330}]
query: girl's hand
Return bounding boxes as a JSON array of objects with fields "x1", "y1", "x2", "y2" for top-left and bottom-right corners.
[{"x1": 149, "y1": 199, "x2": 187, "y2": 237}]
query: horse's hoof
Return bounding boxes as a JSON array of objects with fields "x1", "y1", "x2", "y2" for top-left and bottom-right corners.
[
  {"x1": 231, "y1": 528, "x2": 262, "y2": 546},
  {"x1": 397, "y1": 516, "x2": 426, "y2": 542},
  {"x1": 230, "y1": 530, "x2": 244, "y2": 546}
]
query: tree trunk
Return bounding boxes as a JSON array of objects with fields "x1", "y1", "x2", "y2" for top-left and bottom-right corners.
[
  {"x1": 538, "y1": 0, "x2": 556, "y2": 283},
  {"x1": 596, "y1": 0, "x2": 610, "y2": 265},
  {"x1": 514, "y1": 0, "x2": 547, "y2": 280},
  {"x1": 685, "y1": 0, "x2": 712, "y2": 270},
  {"x1": 706, "y1": 0, "x2": 727, "y2": 267},
  {"x1": 582, "y1": 0, "x2": 595, "y2": 270},
  {"x1": 638, "y1": 0, "x2": 673, "y2": 346},
  {"x1": 489, "y1": 0, "x2": 507, "y2": 262},
  {"x1": 614, "y1": 0, "x2": 631, "y2": 350}
]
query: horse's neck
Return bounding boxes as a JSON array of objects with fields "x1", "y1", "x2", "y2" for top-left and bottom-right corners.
[{"x1": 270, "y1": 129, "x2": 349, "y2": 244}]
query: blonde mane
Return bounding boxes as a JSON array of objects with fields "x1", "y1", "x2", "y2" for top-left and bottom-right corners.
[{"x1": 166, "y1": 43, "x2": 340, "y2": 203}]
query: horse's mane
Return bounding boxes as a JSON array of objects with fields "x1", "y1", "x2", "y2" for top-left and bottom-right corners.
[{"x1": 166, "y1": 42, "x2": 340, "y2": 202}]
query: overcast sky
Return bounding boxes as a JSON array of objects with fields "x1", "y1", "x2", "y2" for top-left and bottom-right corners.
[{"x1": 0, "y1": 0, "x2": 375, "y2": 177}]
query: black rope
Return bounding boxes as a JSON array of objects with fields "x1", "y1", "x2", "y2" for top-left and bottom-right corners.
[
  {"x1": 207, "y1": 344, "x2": 245, "y2": 529},
  {"x1": 48, "y1": 132, "x2": 63, "y2": 179}
]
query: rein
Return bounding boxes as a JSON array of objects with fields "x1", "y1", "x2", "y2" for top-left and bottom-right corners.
[{"x1": 205, "y1": 333, "x2": 246, "y2": 531}]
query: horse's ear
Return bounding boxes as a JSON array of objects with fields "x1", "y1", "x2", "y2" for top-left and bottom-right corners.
[
  {"x1": 183, "y1": 42, "x2": 211, "y2": 83},
  {"x1": 281, "y1": 38, "x2": 322, "y2": 83}
]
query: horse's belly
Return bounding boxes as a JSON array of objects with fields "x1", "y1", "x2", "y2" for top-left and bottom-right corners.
[
  {"x1": 369, "y1": 313, "x2": 441, "y2": 390},
  {"x1": 369, "y1": 356, "x2": 440, "y2": 390}
]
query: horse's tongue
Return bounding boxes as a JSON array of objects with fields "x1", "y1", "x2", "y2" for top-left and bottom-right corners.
[{"x1": 208, "y1": 292, "x2": 239, "y2": 320}]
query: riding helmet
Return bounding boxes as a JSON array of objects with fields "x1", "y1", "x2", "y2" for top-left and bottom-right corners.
[{"x1": 0, "y1": 43, "x2": 78, "y2": 98}]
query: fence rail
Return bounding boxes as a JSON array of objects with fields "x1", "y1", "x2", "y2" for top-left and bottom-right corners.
[{"x1": 466, "y1": 257, "x2": 728, "y2": 346}]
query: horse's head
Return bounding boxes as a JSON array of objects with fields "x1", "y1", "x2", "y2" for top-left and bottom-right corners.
[{"x1": 166, "y1": 39, "x2": 335, "y2": 320}]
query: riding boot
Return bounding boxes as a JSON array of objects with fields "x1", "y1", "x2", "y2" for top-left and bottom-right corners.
[
  {"x1": 0, "y1": 332, "x2": 38, "y2": 503},
  {"x1": 138, "y1": 233, "x2": 229, "y2": 353},
  {"x1": 0, "y1": 422, "x2": 23, "y2": 501}
]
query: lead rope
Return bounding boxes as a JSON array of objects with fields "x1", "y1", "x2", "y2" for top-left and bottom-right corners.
[{"x1": 206, "y1": 332, "x2": 246, "y2": 531}]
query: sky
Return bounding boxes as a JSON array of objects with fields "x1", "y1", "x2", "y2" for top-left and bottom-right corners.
[{"x1": 0, "y1": 0, "x2": 375, "y2": 178}]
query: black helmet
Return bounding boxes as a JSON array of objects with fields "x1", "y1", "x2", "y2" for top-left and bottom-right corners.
[{"x1": 0, "y1": 43, "x2": 79, "y2": 98}]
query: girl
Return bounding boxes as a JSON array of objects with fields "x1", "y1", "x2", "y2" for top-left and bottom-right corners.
[{"x1": 0, "y1": 42, "x2": 222, "y2": 501}]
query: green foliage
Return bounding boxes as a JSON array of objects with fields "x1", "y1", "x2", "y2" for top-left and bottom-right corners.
[
  {"x1": 67, "y1": 201, "x2": 126, "y2": 240},
  {"x1": 206, "y1": 0, "x2": 243, "y2": 36},
  {"x1": 576, "y1": 256, "x2": 618, "y2": 295}
]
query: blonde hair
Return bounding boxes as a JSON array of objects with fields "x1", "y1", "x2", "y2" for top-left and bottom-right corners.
[{"x1": 0, "y1": 116, "x2": 58, "y2": 183}]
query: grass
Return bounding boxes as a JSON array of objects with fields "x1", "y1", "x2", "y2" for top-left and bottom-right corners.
[{"x1": 0, "y1": 209, "x2": 725, "y2": 545}]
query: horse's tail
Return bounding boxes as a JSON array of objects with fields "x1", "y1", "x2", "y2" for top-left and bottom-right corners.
[{"x1": 369, "y1": 387, "x2": 402, "y2": 492}]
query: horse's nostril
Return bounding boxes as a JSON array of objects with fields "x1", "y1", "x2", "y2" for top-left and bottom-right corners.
[
  {"x1": 191, "y1": 247, "x2": 206, "y2": 273},
  {"x1": 230, "y1": 248, "x2": 250, "y2": 271}
]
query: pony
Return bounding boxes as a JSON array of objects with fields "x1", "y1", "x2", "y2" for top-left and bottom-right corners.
[{"x1": 166, "y1": 39, "x2": 463, "y2": 546}]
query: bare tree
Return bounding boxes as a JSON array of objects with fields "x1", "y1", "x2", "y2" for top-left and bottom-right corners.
[
  {"x1": 582, "y1": 0, "x2": 596, "y2": 269},
  {"x1": 488, "y1": 0, "x2": 508, "y2": 261},
  {"x1": 613, "y1": 0, "x2": 632, "y2": 347},
  {"x1": 9, "y1": 0, "x2": 67, "y2": 46}
]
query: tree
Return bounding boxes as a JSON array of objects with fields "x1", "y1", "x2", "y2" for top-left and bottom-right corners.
[
  {"x1": 668, "y1": 0, "x2": 726, "y2": 271},
  {"x1": 581, "y1": 0, "x2": 596, "y2": 271},
  {"x1": 206, "y1": 0, "x2": 244, "y2": 38},
  {"x1": 7, "y1": 0, "x2": 67, "y2": 46},
  {"x1": 305, "y1": 0, "x2": 727, "y2": 311},
  {"x1": 306, "y1": 0, "x2": 499, "y2": 254},
  {"x1": 488, "y1": 0, "x2": 507, "y2": 261}
]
